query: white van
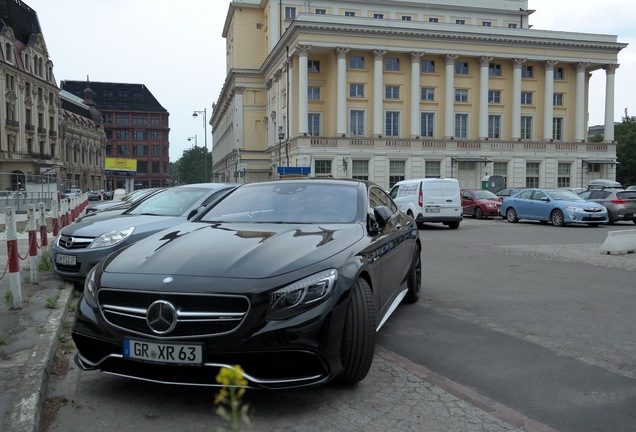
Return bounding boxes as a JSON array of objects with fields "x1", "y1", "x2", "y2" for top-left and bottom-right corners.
[{"x1": 389, "y1": 178, "x2": 463, "y2": 229}]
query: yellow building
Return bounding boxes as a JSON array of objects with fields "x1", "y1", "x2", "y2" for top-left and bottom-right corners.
[{"x1": 212, "y1": 0, "x2": 627, "y2": 190}]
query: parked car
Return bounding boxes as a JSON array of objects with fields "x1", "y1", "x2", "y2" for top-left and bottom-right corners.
[
  {"x1": 578, "y1": 188, "x2": 636, "y2": 224},
  {"x1": 81, "y1": 188, "x2": 165, "y2": 219},
  {"x1": 500, "y1": 188, "x2": 608, "y2": 227},
  {"x1": 587, "y1": 179, "x2": 623, "y2": 189},
  {"x1": 71, "y1": 179, "x2": 421, "y2": 389},
  {"x1": 460, "y1": 189, "x2": 501, "y2": 219},
  {"x1": 389, "y1": 178, "x2": 462, "y2": 229},
  {"x1": 53, "y1": 183, "x2": 237, "y2": 282},
  {"x1": 626, "y1": 185, "x2": 636, "y2": 191},
  {"x1": 495, "y1": 187, "x2": 522, "y2": 202},
  {"x1": 87, "y1": 190, "x2": 104, "y2": 201},
  {"x1": 60, "y1": 188, "x2": 82, "y2": 199}
]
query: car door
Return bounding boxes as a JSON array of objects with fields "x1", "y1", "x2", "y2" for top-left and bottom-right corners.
[
  {"x1": 511, "y1": 189, "x2": 534, "y2": 218},
  {"x1": 461, "y1": 190, "x2": 475, "y2": 215},
  {"x1": 368, "y1": 185, "x2": 412, "y2": 319},
  {"x1": 528, "y1": 190, "x2": 551, "y2": 219}
]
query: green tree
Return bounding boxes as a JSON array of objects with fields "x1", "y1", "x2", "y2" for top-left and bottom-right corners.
[
  {"x1": 172, "y1": 146, "x2": 212, "y2": 184},
  {"x1": 615, "y1": 116, "x2": 636, "y2": 187}
]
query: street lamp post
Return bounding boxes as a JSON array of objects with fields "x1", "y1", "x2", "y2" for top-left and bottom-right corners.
[{"x1": 192, "y1": 109, "x2": 208, "y2": 183}]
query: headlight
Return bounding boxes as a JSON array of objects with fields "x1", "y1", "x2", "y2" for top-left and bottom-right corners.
[
  {"x1": 268, "y1": 269, "x2": 337, "y2": 320},
  {"x1": 90, "y1": 227, "x2": 135, "y2": 248},
  {"x1": 565, "y1": 205, "x2": 584, "y2": 212},
  {"x1": 83, "y1": 266, "x2": 99, "y2": 308}
]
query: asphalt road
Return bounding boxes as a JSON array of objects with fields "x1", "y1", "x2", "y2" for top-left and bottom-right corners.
[{"x1": 42, "y1": 217, "x2": 636, "y2": 431}]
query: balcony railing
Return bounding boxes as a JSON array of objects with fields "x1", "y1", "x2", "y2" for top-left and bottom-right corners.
[
  {"x1": 5, "y1": 119, "x2": 19, "y2": 128},
  {"x1": 25, "y1": 124, "x2": 35, "y2": 132}
]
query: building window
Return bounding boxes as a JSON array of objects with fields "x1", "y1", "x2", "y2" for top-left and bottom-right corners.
[
  {"x1": 351, "y1": 160, "x2": 369, "y2": 180},
  {"x1": 425, "y1": 161, "x2": 441, "y2": 178},
  {"x1": 315, "y1": 160, "x2": 332, "y2": 176},
  {"x1": 429, "y1": 17, "x2": 439, "y2": 23},
  {"x1": 133, "y1": 145, "x2": 148, "y2": 156},
  {"x1": 455, "y1": 62, "x2": 469, "y2": 75},
  {"x1": 285, "y1": 7, "x2": 296, "y2": 19},
  {"x1": 521, "y1": 116, "x2": 533, "y2": 140},
  {"x1": 308, "y1": 113, "x2": 321, "y2": 136},
  {"x1": 118, "y1": 145, "x2": 129, "y2": 156},
  {"x1": 521, "y1": 91, "x2": 533, "y2": 105},
  {"x1": 385, "y1": 85, "x2": 400, "y2": 99},
  {"x1": 315, "y1": 8, "x2": 326, "y2": 14},
  {"x1": 132, "y1": 115, "x2": 147, "y2": 125},
  {"x1": 152, "y1": 145, "x2": 160, "y2": 156},
  {"x1": 455, "y1": 113, "x2": 468, "y2": 138},
  {"x1": 152, "y1": 161, "x2": 160, "y2": 173},
  {"x1": 455, "y1": 89, "x2": 468, "y2": 102},
  {"x1": 373, "y1": 13, "x2": 384, "y2": 19},
  {"x1": 385, "y1": 57, "x2": 400, "y2": 71},
  {"x1": 553, "y1": 93, "x2": 564, "y2": 106},
  {"x1": 401, "y1": 16, "x2": 412, "y2": 21},
  {"x1": 526, "y1": 162, "x2": 540, "y2": 187},
  {"x1": 308, "y1": 60, "x2": 320, "y2": 73},
  {"x1": 456, "y1": 19, "x2": 466, "y2": 25},
  {"x1": 522, "y1": 65, "x2": 533, "y2": 78},
  {"x1": 349, "y1": 83, "x2": 364, "y2": 98},
  {"x1": 421, "y1": 60, "x2": 435, "y2": 73},
  {"x1": 493, "y1": 162, "x2": 508, "y2": 179},
  {"x1": 137, "y1": 161, "x2": 147, "y2": 173},
  {"x1": 133, "y1": 131, "x2": 147, "y2": 140},
  {"x1": 421, "y1": 87, "x2": 435, "y2": 101},
  {"x1": 553, "y1": 67, "x2": 565, "y2": 80},
  {"x1": 308, "y1": 87, "x2": 320, "y2": 101},
  {"x1": 151, "y1": 115, "x2": 160, "y2": 125},
  {"x1": 345, "y1": 11, "x2": 355, "y2": 17},
  {"x1": 151, "y1": 131, "x2": 160, "y2": 140},
  {"x1": 350, "y1": 110, "x2": 365, "y2": 136},
  {"x1": 488, "y1": 90, "x2": 501, "y2": 104},
  {"x1": 557, "y1": 163, "x2": 571, "y2": 188},
  {"x1": 420, "y1": 112, "x2": 435, "y2": 138},
  {"x1": 488, "y1": 115, "x2": 501, "y2": 139},
  {"x1": 385, "y1": 111, "x2": 400, "y2": 137},
  {"x1": 553, "y1": 117, "x2": 564, "y2": 141},
  {"x1": 489, "y1": 64, "x2": 502, "y2": 77},
  {"x1": 349, "y1": 55, "x2": 365, "y2": 69},
  {"x1": 389, "y1": 160, "x2": 405, "y2": 188},
  {"x1": 482, "y1": 21, "x2": 492, "y2": 26},
  {"x1": 115, "y1": 130, "x2": 129, "y2": 139},
  {"x1": 508, "y1": 23, "x2": 517, "y2": 28},
  {"x1": 116, "y1": 115, "x2": 129, "y2": 125}
]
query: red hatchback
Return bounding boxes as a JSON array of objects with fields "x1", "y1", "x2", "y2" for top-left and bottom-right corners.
[{"x1": 461, "y1": 189, "x2": 501, "y2": 219}]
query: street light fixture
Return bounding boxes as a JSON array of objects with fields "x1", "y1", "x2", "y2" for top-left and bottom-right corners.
[
  {"x1": 187, "y1": 135, "x2": 197, "y2": 148},
  {"x1": 192, "y1": 108, "x2": 208, "y2": 182}
]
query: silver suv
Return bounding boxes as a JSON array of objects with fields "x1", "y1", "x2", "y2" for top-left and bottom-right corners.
[{"x1": 578, "y1": 187, "x2": 636, "y2": 224}]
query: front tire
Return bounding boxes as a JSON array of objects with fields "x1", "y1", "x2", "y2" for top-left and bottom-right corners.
[
  {"x1": 447, "y1": 221, "x2": 460, "y2": 229},
  {"x1": 336, "y1": 278, "x2": 376, "y2": 385},
  {"x1": 403, "y1": 244, "x2": 421, "y2": 304},
  {"x1": 506, "y1": 208, "x2": 519, "y2": 223},
  {"x1": 551, "y1": 209, "x2": 566, "y2": 227},
  {"x1": 475, "y1": 208, "x2": 483, "y2": 219}
]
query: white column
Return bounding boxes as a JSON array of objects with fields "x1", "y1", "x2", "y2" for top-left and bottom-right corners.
[
  {"x1": 287, "y1": 58, "x2": 294, "y2": 142},
  {"x1": 543, "y1": 60, "x2": 558, "y2": 141},
  {"x1": 478, "y1": 56, "x2": 492, "y2": 140},
  {"x1": 574, "y1": 62, "x2": 590, "y2": 142},
  {"x1": 511, "y1": 58, "x2": 525, "y2": 140},
  {"x1": 603, "y1": 64, "x2": 619, "y2": 142},
  {"x1": 266, "y1": 79, "x2": 273, "y2": 148},
  {"x1": 373, "y1": 50, "x2": 386, "y2": 137},
  {"x1": 234, "y1": 87, "x2": 244, "y2": 151},
  {"x1": 270, "y1": 5, "x2": 280, "y2": 51},
  {"x1": 297, "y1": 45, "x2": 311, "y2": 136},
  {"x1": 410, "y1": 52, "x2": 423, "y2": 138},
  {"x1": 444, "y1": 54, "x2": 459, "y2": 138},
  {"x1": 336, "y1": 47, "x2": 350, "y2": 137}
]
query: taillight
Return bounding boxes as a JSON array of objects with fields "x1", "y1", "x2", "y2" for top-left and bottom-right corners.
[
  {"x1": 418, "y1": 188, "x2": 423, "y2": 207},
  {"x1": 611, "y1": 199, "x2": 628, "y2": 205}
]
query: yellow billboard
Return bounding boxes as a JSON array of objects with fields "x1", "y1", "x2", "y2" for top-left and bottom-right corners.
[{"x1": 105, "y1": 158, "x2": 137, "y2": 171}]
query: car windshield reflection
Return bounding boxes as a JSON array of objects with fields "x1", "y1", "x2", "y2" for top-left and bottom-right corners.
[{"x1": 201, "y1": 183, "x2": 359, "y2": 223}]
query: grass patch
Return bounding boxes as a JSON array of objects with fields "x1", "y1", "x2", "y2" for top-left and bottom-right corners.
[
  {"x1": 38, "y1": 250, "x2": 54, "y2": 271},
  {"x1": 45, "y1": 293, "x2": 60, "y2": 309},
  {"x1": 4, "y1": 291, "x2": 14, "y2": 309}
]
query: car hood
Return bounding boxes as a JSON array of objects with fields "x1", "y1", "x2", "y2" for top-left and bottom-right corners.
[
  {"x1": 103, "y1": 222, "x2": 365, "y2": 279},
  {"x1": 62, "y1": 214, "x2": 181, "y2": 236}
]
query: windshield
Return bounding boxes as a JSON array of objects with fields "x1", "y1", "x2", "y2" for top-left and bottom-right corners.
[
  {"x1": 546, "y1": 190, "x2": 585, "y2": 201},
  {"x1": 473, "y1": 190, "x2": 498, "y2": 199},
  {"x1": 200, "y1": 182, "x2": 359, "y2": 223},
  {"x1": 128, "y1": 187, "x2": 209, "y2": 217}
]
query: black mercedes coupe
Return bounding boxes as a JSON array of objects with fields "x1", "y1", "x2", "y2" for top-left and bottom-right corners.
[{"x1": 72, "y1": 178, "x2": 421, "y2": 389}]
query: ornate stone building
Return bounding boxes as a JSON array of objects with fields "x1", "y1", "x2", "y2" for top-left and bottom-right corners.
[{"x1": 212, "y1": 0, "x2": 627, "y2": 190}]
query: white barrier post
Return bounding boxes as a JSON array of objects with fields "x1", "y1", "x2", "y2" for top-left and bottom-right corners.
[
  {"x1": 39, "y1": 201, "x2": 48, "y2": 254},
  {"x1": 600, "y1": 229, "x2": 636, "y2": 255},
  {"x1": 52, "y1": 199, "x2": 60, "y2": 237},
  {"x1": 5, "y1": 207, "x2": 22, "y2": 308},
  {"x1": 27, "y1": 204, "x2": 38, "y2": 284}
]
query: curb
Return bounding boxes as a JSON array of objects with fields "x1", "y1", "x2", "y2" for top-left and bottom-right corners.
[{"x1": 6, "y1": 282, "x2": 73, "y2": 432}]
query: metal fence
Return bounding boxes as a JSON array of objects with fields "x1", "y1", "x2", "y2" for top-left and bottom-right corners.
[{"x1": 0, "y1": 192, "x2": 57, "y2": 214}]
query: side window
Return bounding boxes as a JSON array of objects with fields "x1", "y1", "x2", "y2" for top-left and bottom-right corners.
[
  {"x1": 579, "y1": 191, "x2": 591, "y2": 199},
  {"x1": 462, "y1": 191, "x2": 471, "y2": 200},
  {"x1": 369, "y1": 186, "x2": 398, "y2": 214},
  {"x1": 389, "y1": 186, "x2": 399, "y2": 199},
  {"x1": 518, "y1": 190, "x2": 533, "y2": 199},
  {"x1": 533, "y1": 191, "x2": 546, "y2": 200}
]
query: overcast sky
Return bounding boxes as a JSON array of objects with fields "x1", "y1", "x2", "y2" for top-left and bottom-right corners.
[{"x1": 26, "y1": 0, "x2": 634, "y2": 162}]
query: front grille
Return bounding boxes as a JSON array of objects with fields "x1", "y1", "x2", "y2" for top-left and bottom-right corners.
[
  {"x1": 58, "y1": 234, "x2": 93, "y2": 250},
  {"x1": 98, "y1": 289, "x2": 250, "y2": 339}
]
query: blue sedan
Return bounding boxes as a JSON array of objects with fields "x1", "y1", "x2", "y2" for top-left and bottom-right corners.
[{"x1": 500, "y1": 188, "x2": 608, "y2": 227}]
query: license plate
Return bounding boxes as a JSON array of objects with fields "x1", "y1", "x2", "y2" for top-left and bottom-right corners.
[
  {"x1": 425, "y1": 207, "x2": 441, "y2": 213},
  {"x1": 124, "y1": 339, "x2": 203, "y2": 365},
  {"x1": 55, "y1": 254, "x2": 76, "y2": 266},
  {"x1": 590, "y1": 213, "x2": 604, "y2": 219}
]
